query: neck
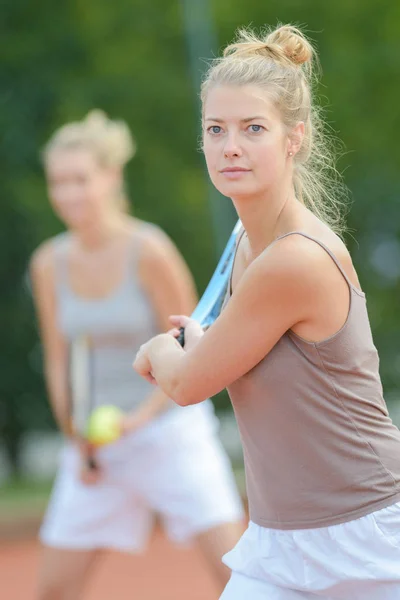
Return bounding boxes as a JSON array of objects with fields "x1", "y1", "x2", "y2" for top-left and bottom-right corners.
[
  {"x1": 74, "y1": 211, "x2": 127, "y2": 251},
  {"x1": 232, "y1": 179, "x2": 298, "y2": 259}
]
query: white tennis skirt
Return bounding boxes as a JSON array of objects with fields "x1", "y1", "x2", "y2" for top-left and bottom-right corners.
[
  {"x1": 40, "y1": 401, "x2": 244, "y2": 553},
  {"x1": 221, "y1": 502, "x2": 400, "y2": 599}
]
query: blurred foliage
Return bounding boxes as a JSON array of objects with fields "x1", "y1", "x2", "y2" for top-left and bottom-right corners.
[
  {"x1": 1, "y1": 0, "x2": 400, "y2": 475},
  {"x1": 0, "y1": 478, "x2": 51, "y2": 515}
]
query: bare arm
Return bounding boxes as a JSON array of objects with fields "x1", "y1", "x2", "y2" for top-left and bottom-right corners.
[
  {"x1": 123, "y1": 226, "x2": 198, "y2": 431},
  {"x1": 134, "y1": 235, "x2": 349, "y2": 405},
  {"x1": 138, "y1": 225, "x2": 198, "y2": 327},
  {"x1": 30, "y1": 241, "x2": 71, "y2": 435},
  {"x1": 121, "y1": 387, "x2": 175, "y2": 432}
]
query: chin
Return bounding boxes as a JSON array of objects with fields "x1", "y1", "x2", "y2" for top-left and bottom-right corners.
[
  {"x1": 215, "y1": 181, "x2": 259, "y2": 199},
  {"x1": 58, "y1": 211, "x2": 91, "y2": 230}
]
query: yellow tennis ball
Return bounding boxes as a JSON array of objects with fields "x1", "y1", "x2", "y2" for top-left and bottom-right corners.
[{"x1": 86, "y1": 405, "x2": 123, "y2": 446}]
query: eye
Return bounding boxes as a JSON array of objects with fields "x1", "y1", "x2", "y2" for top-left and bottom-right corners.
[
  {"x1": 207, "y1": 125, "x2": 223, "y2": 135},
  {"x1": 247, "y1": 124, "x2": 264, "y2": 133},
  {"x1": 77, "y1": 174, "x2": 89, "y2": 184}
]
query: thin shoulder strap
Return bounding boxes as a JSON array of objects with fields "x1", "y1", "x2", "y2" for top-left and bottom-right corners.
[
  {"x1": 52, "y1": 232, "x2": 70, "y2": 289},
  {"x1": 229, "y1": 226, "x2": 247, "y2": 296},
  {"x1": 126, "y1": 222, "x2": 164, "y2": 287},
  {"x1": 272, "y1": 231, "x2": 356, "y2": 289},
  {"x1": 127, "y1": 222, "x2": 151, "y2": 274}
]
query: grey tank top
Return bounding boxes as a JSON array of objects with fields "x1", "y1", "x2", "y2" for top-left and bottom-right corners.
[
  {"x1": 53, "y1": 226, "x2": 167, "y2": 413},
  {"x1": 227, "y1": 231, "x2": 400, "y2": 530}
]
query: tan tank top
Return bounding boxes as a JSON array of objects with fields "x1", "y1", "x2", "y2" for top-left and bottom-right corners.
[{"x1": 227, "y1": 231, "x2": 400, "y2": 530}]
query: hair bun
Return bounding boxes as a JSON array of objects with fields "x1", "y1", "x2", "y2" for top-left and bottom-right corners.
[
  {"x1": 83, "y1": 109, "x2": 136, "y2": 167},
  {"x1": 266, "y1": 25, "x2": 313, "y2": 67},
  {"x1": 44, "y1": 110, "x2": 136, "y2": 169},
  {"x1": 84, "y1": 109, "x2": 109, "y2": 130},
  {"x1": 223, "y1": 24, "x2": 314, "y2": 71}
]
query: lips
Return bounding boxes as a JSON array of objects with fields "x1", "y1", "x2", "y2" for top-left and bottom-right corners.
[
  {"x1": 219, "y1": 167, "x2": 251, "y2": 180},
  {"x1": 220, "y1": 167, "x2": 250, "y2": 173}
]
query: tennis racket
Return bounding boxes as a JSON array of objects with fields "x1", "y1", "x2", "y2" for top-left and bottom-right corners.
[
  {"x1": 69, "y1": 334, "x2": 97, "y2": 470},
  {"x1": 178, "y1": 220, "x2": 242, "y2": 346}
]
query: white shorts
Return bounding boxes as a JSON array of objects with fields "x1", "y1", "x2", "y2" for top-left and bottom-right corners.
[
  {"x1": 220, "y1": 502, "x2": 400, "y2": 600},
  {"x1": 40, "y1": 404, "x2": 244, "y2": 553}
]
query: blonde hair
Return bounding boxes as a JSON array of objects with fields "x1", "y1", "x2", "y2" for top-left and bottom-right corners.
[
  {"x1": 201, "y1": 24, "x2": 348, "y2": 234},
  {"x1": 43, "y1": 110, "x2": 136, "y2": 210}
]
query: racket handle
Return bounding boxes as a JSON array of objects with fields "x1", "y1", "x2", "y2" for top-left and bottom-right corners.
[
  {"x1": 177, "y1": 327, "x2": 185, "y2": 347},
  {"x1": 86, "y1": 454, "x2": 98, "y2": 470}
]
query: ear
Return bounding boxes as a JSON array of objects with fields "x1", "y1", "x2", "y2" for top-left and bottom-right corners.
[
  {"x1": 107, "y1": 166, "x2": 123, "y2": 186},
  {"x1": 287, "y1": 121, "x2": 305, "y2": 157}
]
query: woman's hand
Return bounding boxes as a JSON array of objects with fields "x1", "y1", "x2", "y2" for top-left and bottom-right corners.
[
  {"x1": 169, "y1": 315, "x2": 204, "y2": 351},
  {"x1": 77, "y1": 439, "x2": 102, "y2": 485},
  {"x1": 133, "y1": 334, "x2": 172, "y2": 384},
  {"x1": 133, "y1": 329, "x2": 193, "y2": 403}
]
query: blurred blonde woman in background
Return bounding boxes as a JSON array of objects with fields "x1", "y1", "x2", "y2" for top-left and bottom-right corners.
[{"x1": 30, "y1": 110, "x2": 244, "y2": 600}]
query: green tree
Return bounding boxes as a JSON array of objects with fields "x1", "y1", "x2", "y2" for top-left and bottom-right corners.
[{"x1": 1, "y1": 0, "x2": 399, "y2": 475}]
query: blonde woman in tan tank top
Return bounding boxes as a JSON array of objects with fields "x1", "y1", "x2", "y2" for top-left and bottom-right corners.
[{"x1": 135, "y1": 24, "x2": 400, "y2": 600}]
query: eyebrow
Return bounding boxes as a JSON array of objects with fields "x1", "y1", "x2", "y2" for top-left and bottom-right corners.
[{"x1": 205, "y1": 116, "x2": 269, "y2": 123}]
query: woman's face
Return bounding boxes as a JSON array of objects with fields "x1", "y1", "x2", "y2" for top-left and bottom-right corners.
[
  {"x1": 203, "y1": 84, "x2": 292, "y2": 200},
  {"x1": 45, "y1": 148, "x2": 119, "y2": 229}
]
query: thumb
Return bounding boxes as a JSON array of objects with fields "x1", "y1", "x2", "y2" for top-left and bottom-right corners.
[{"x1": 169, "y1": 315, "x2": 192, "y2": 328}]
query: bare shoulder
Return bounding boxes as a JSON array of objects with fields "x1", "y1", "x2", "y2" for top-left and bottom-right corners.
[
  {"x1": 30, "y1": 233, "x2": 71, "y2": 280},
  {"x1": 263, "y1": 233, "x2": 324, "y2": 273},
  {"x1": 134, "y1": 219, "x2": 196, "y2": 311},
  {"x1": 135, "y1": 219, "x2": 181, "y2": 264},
  {"x1": 256, "y1": 231, "x2": 357, "y2": 292},
  {"x1": 30, "y1": 238, "x2": 57, "y2": 277}
]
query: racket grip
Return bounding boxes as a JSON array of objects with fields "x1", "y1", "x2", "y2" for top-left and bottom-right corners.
[
  {"x1": 177, "y1": 327, "x2": 185, "y2": 347},
  {"x1": 86, "y1": 455, "x2": 98, "y2": 470}
]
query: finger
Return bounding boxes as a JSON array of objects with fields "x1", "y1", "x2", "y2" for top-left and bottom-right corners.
[
  {"x1": 133, "y1": 349, "x2": 147, "y2": 370},
  {"x1": 133, "y1": 353, "x2": 146, "y2": 372},
  {"x1": 167, "y1": 327, "x2": 181, "y2": 337},
  {"x1": 132, "y1": 357, "x2": 143, "y2": 374},
  {"x1": 169, "y1": 315, "x2": 191, "y2": 327},
  {"x1": 133, "y1": 355, "x2": 156, "y2": 384},
  {"x1": 184, "y1": 320, "x2": 204, "y2": 336}
]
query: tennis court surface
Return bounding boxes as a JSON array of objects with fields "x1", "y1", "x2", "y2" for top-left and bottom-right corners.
[{"x1": 0, "y1": 531, "x2": 219, "y2": 600}]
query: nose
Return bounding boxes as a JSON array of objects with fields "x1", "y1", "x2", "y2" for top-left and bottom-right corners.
[{"x1": 223, "y1": 132, "x2": 243, "y2": 159}]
